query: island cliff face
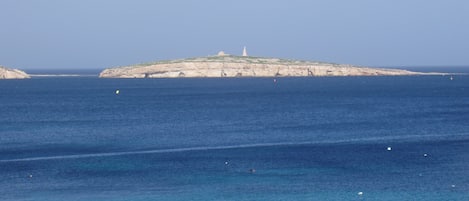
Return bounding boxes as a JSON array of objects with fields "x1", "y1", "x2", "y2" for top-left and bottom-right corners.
[
  {"x1": 0, "y1": 66, "x2": 30, "y2": 79},
  {"x1": 99, "y1": 56, "x2": 423, "y2": 78}
]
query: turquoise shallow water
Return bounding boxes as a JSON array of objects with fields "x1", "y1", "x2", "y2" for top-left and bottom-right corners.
[{"x1": 1, "y1": 75, "x2": 469, "y2": 200}]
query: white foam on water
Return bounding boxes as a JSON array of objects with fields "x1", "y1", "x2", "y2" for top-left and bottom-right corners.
[{"x1": 1, "y1": 132, "x2": 468, "y2": 163}]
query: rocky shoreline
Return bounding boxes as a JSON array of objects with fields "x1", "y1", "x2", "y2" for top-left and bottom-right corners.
[
  {"x1": 99, "y1": 55, "x2": 434, "y2": 78},
  {"x1": 0, "y1": 66, "x2": 30, "y2": 79}
]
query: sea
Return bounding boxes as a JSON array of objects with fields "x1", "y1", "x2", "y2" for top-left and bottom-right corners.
[{"x1": 1, "y1": 67, "x2": 469, "y2": 201}]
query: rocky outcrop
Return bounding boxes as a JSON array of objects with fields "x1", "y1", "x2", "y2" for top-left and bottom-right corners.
[
  {"x1": 0, "y1": 66, "x2": 30, "y2": 79},
  {"x1": 99, "y1": 56, "x2": 428, "y2": 78}
]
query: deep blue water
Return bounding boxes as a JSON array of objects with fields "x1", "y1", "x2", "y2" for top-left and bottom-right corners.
[{"x1": 1, "y1": 75, "x2": 469, "y2": 200}]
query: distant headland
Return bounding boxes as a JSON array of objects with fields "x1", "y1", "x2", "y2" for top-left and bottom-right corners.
[
  {"x1": 0, "y1": 66, "x2": 30, "y2": 79},
  {"x1": 99, "y1": 48, "x2": 442, "y2": 78}
]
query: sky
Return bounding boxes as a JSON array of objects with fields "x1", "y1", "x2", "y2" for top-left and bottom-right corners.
[{"x1": 1, "y1": 0, "x2": 468, "y2": 69}]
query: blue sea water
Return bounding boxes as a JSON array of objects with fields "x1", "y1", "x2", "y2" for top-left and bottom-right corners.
[{"x1": 1, "y1": 74, "x2": 469, "y2": 200}]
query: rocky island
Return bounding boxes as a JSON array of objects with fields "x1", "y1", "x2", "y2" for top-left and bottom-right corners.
[
  {"x1": 0, "y1": 66, "x2": 30, "y2": 79},
  {"x1": 100, "y1": 49, "x2": 428, "y2": 78}
]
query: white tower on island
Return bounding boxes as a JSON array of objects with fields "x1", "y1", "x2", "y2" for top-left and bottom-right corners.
[{"x1": 242, "y1": 46, "x2": 248, "y2": 57}]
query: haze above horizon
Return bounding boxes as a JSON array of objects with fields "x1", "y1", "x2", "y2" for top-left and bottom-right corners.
[{"x1": 1, "y1": 0, "x2": 468, "y2": 69}]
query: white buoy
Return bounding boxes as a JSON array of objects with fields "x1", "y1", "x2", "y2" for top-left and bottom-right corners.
[
  {"x1": 115, "y1": 89, "x2": 120, "y2": 95},
  {"x1": 451, "y1": 184, "x2": 456, "y2": 188},
  {"x1": 358, "y1": 191, "x2": 363, "y2": 196},
  {"x1": 224, "y1": 161, "x2": 229, "y2": 165},
  {"x1": 423, "y1": 153, "x2": 428, "y2": 157},
  {"x1": 29, "y1": 174, "x2": 33, "y2": 178},
  {"x1": 387, "y1": 146, "x2": 392, "y2": 151}
]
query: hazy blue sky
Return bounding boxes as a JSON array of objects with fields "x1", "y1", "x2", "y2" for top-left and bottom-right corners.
[{"x1": 1, "y1": 0, "x2": 468, "y2": 69}]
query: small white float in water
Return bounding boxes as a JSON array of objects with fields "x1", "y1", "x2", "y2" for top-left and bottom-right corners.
[
  {"x1": 423, "y1": 153, "x2": 428, "y2": 157},
  {"x1": 358, "y1": 191, "x2": 363, "y2": 196},
  {"x1": 387, "y1": 147, "x2": 392, "y2": 151},
  {"x1": 115, "y1": 89, "x2": 120, "y2": 95}
]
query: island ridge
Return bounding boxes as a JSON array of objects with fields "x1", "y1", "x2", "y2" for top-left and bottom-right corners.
[
  {"x1": 0, "y1": 66, "x2": 30, "y2": 79},
  {"x1": 99, "y1": 51, "x2": 432, "y2": 78}
]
